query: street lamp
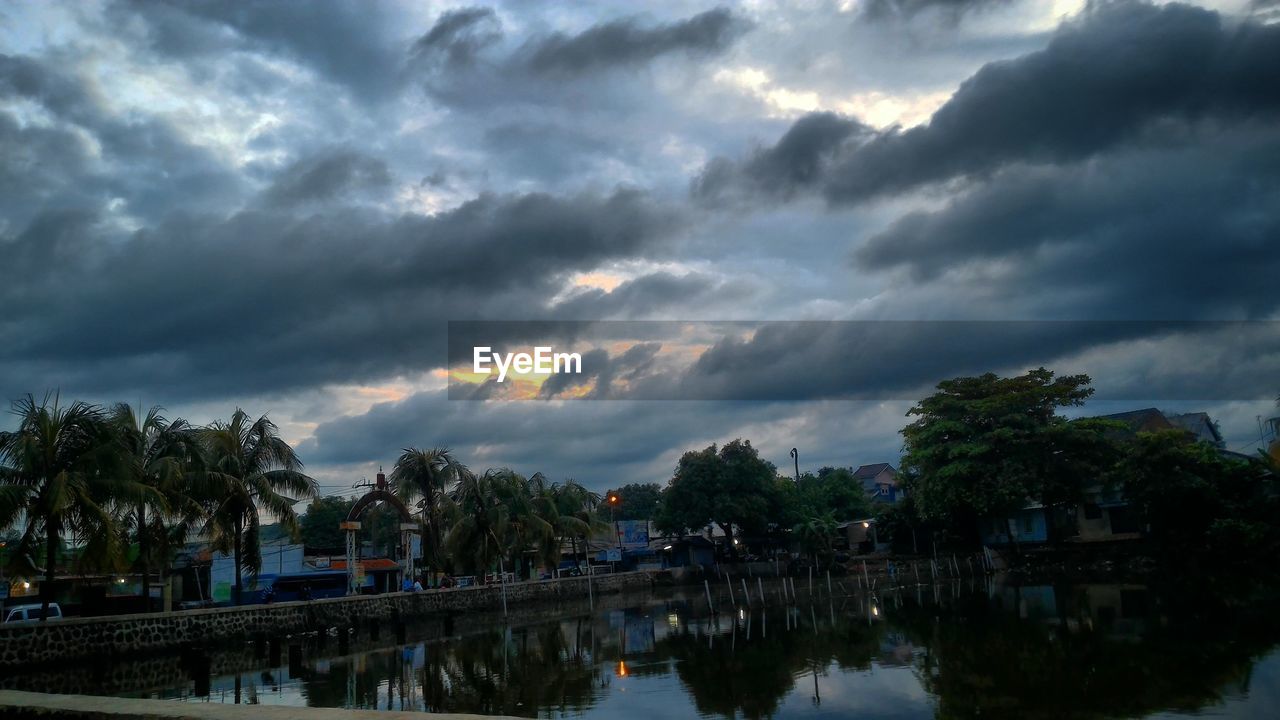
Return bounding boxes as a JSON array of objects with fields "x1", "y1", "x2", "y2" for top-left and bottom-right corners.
[
  {"x1": 790, "y1": 448, "x2": 799, "y2": 483},
  {"x1": 607, "y1": 492, "x2": 621, "y2": 570}
]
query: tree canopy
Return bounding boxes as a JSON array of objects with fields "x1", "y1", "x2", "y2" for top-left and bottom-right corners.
[
  {"x1": 900, "y1": 368, "x2": 1117, "y2": 541},
  {"x1": 656, "y1": 439, "x2": 777, "y2": 547}
]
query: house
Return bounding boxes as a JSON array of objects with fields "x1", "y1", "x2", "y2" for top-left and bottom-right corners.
[
  {"x1": 1077, "y1": 408, "x2": 1225, "y2": 541},
  {"x1": 979, "y1": 504, "x2": 1051, "y2": 546},
  {"x1": 853, "y1": 463, "x2": 902, "y2": 503},
  {"x1": 1166, "y1": 412, "x2": 1225, "y2": 449}
]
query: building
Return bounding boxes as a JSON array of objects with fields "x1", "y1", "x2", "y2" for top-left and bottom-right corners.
[
  {"x1": 980, "y1": 408, "x2": 1234, "y2": 546},
  {"x1": 852, "y1": 463, "x2": 902, "y2": 503}
]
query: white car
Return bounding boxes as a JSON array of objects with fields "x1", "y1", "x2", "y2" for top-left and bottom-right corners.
[{"x1": 3, "y1": 603, "x2": 63, "y2": 622}]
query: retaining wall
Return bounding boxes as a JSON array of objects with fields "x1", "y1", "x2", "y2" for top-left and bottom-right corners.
[{"x1": 0, "y1": 571, "x2": 651, "y2": 669}]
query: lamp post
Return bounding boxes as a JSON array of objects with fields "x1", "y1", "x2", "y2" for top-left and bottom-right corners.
[
  {"x1": 790, "y1": 448, "x2": 799, "y2": 483},
  {"x1": 607, "y1": 492, "x2": 621, "y2": 571}
]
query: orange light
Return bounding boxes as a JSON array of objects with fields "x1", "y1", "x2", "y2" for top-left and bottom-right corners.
[
  {"x1": 617, "y1": 660, "x2": 628, "y2": 677},
  {"x1": 608, "y1": 494, "x2": 619, "y2": 505}
]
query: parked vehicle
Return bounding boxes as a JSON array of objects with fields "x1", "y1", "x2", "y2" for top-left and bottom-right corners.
[{"x1": 3, "y1": 603, "x2": 63, "y2": 622}]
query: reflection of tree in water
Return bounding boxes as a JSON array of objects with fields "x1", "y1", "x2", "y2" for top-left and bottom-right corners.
[
  {"x1": 894, "y1": 585, "x2": 1280, "y2": 719},
  {"x1": 656, "y1": 608, "x2": 884, "y2": 720},
  {"x1": 416, "y1": 619, "x2": 603, "y2": 717}
]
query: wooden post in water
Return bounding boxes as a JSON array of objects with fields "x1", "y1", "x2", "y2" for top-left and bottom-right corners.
[
  {"x1": 808, "y1": 566, "x2": 813, "y2": 596},
  {"x1": 727, "y1": 576, "x2": 735, "y2": 605},
  {"x1": 862, "y1": 561, "x2": 870, "y2": 588},
  {"x1": 743, "y1": 578, "x2": 751, "y2": 606},
  {"x1": 826, "y1": 570, "x2": 833, "y2": 596},
  {"x1": 757, "y1": 577, "x2": 766, "y2": 608},
  {"x1": 704, "y1": 579, "x2": 715, "y2": 614}
]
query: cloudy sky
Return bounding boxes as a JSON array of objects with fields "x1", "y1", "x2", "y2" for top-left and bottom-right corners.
[{"x1": 2, "y1": 0, "x2": 1278, "y2": 498}]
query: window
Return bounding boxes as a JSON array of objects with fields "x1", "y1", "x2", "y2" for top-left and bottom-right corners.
[
  {"x1": 1021, "y1": 514, "x2": 1035, "y2": 535},
  {"x1": 1084, "y1": 503, "x2": 1102, "y2": 520}
]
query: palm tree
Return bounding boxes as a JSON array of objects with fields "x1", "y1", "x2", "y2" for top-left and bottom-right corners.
[
  {"x1": 391, "y1": 447, "x2": 461, "y2": 580},
  {"x1": 532, "y1": 479, "x2": 607, "y2": 575},
  {"x1": 200, "y1": 409, "x2": 317, "y2": 604},
  {"x1": 793, "y1": 514, "x2": 837, "y2": 569},
  {"x1": 491, "y1": 470, "x2": 552, "y2": 580},
  {"x1": 109, "y1": 404, "x2": 205, "y2": 610},
  {"x1": 445, "y1": 468, "x2": 519, "y2": 578},
  {"x1": 0, "y1": 394, "x2": 132, "y2": 620}
]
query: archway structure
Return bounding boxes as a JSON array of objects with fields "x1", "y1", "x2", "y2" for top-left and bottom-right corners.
[{"x1": 340, "y1": 469, "x2": 418, "y2": 595}]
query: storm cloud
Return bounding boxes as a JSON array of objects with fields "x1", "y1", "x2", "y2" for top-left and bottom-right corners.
[
  {"x1": 697, "y1": 1, "x2": 1280, "y2": 206},
  {"x1": 2, "y1": 0, "x2": 1276, "y2": 490}
]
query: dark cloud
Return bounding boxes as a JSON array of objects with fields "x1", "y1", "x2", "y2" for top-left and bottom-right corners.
[
  {"x1": 114, "y1": 0, "x2": 406, "y2": 100},
  {"x1": 0, "y1": 189, "x2": 679, "y2": 401},
  {"x1": 412, "y1": 7, "x2": 750, "y2": 111},
  {"x1": 550, "y1": 272, "x2": 748, "y2": 320},
  {"x1": 693, "y1": 112, "x2": 871, "y2": 203},
  {"x1": 299, "y1": 390, "x2": 900, "y2": 489},
  {"x1": 0, "y1": 52, "x2": 245, "y2": 224},
  {"x1": 855, "y1": 125, "x2": 1280, "y2": 319},
  {"x1": 410, "y1": 7, "x2": 503, "y2": 70},
  {"x1": 521, "y1": 7, "x2": 750, "y2": 75},
  {"x1": 258, "y1": 150, "x2": 392, "y2": 209},
  {"x1": 697, "y1": 1, "x2": 1280, "y2": 205},
  {"x1": 858, "y1": 0, "x2": 1012, "y2": 24}
]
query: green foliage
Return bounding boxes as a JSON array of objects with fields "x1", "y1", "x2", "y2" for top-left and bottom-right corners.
[
  {"x1": 391, "y1": 447, "x2": 463, "y2": 574},
  {"x1": 0, "y1": 394, "x2": 136, "y2": 619},
  {"x1": 901, "y1": 368, "x2": 1116, "y2": 541},
  {"x1": 1113, "y1": 429, "x2": 1276, "y2": 561},
  {"x1": 656, "y1": 440, "x2": 777, "y2": 547},
  {"x1": 790, "y1": 467, "x2": 874, "y2": 522},
  {"x1": 792, "y1": 513, "x2": 837, "y2": 564},
  {"x1": 199, "y1": 409, "x2": 317, "y2": 594},
  {"x1": 601, "y1": 482, "x2": 661, "y2": 521}
]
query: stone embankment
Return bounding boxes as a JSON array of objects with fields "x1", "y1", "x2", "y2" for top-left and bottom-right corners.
[
  {"x1": 0, "y1": 689, "x2": 518, "y2": 720},
  {"x1": 0, "y1": 571, "x2": 651, "y2": 669}
]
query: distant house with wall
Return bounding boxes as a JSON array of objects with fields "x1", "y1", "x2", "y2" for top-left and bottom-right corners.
[
  {"x1": 853, "y1": 463, "x2": 903, "y2": 503},
  {"x1": 981, "y1": 408, "x2": 1231, "y2": 546}
]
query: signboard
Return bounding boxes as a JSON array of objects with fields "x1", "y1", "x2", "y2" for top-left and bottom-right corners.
[
  {"x1": 606, "y1": 548, "x2": 622, "y2": 562},
  {"x1": 617, "y1": 520, "x2": 650, "y2": 550}
]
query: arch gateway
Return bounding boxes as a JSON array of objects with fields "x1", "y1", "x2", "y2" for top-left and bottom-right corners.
[{"x1": 339, "y1": 469, "x2": 419, "y2": 595}]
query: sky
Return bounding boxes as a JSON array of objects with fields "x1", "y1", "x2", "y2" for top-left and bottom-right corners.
[{"x1": 1, "y1": 0, "x2": 1278, "y2": 499}]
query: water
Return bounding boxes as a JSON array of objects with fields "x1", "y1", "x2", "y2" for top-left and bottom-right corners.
[{"x1": 5, "y1": 578, "x2": 1279, "y2": 718}]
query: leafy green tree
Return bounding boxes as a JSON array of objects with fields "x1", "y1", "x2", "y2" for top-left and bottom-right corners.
[
  {"x1": 901, "y1": 368, "x2": 1114, "y2": 546},
  {"x1": 601, "y1": 482, "x2": 661, "y2": 521},
  {"x1": 300, "y1": 496, "x2": 354, "y2": 548},
  {"x1": 0, "y1": 394, "x2": 132, "y2": 620},
  {"x1": 656, "y1": 439, "x2": 777, "y2": 554},
  {"x1": 531, "y1": 476, "x2": 605, "y2": 574},
  {"x1": 391, "y1": 447, "x2": 461, "y2": 575},
  {"x1": 1114, "y1": 429, "x2": 1272, "y2": 561},
  {"x1": 793, "y1": 514, "x2": 837, "y2": 566},
  {"x1": 200, "y1": 409, "x2": 317, "y2": 604},
  {"x1": 109, "y1": 404, "x2": 204, "y2": 610}
]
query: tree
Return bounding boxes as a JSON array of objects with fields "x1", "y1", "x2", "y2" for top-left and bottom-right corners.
[
  {"x1": 391, "y1": 448, "x2": 461, "y2": 576},
  {"x1": 900, "y1": 368, "x2": 1114, "y2": 547},
  {"x1": 1114, "y1": 429, "x2": 1272, "y2": 561},
  {"x1": 788, "y1": 468, "x2": 873, "y2": 523},
  {"x1": 0, "y1": 394, "x2": 132, "y2": 621},
  {"x1": 300, "y1": 496, "x2": 354, "y2": 549},
  {"x1": 534, "y1": 478, "x2": 605, "y2": 572},
  {"x1": 200, "y1": 409, "x2": 317, "y2": 604},
  {"x1": 656, "y1": 439, "x2": 777, "y2": 555},
  {"x1": 601, "y1": 483, "x2": 661, "y2": 521},
  {"x1": 792, "y1": 514, "x2": 837, "y2": 567},
  {"x1": 109, "y1": 404, "x2": 204, "y2": 611}
]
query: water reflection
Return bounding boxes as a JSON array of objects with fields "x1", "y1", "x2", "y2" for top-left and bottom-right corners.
[{"x1": 4, "y1": 579, "x2": 1278, "y2": 719}]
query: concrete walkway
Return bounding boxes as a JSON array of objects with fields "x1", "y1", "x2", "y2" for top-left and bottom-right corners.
[{"x1": 0, "y1": 690, "x2": 519, "y2": 720}]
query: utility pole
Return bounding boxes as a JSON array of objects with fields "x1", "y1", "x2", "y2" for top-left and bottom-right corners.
[{"x1": 790, "y1": 448, "x2": 800, "y2": 483}]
